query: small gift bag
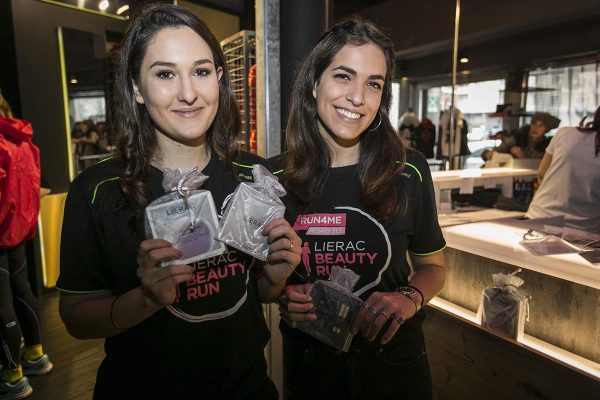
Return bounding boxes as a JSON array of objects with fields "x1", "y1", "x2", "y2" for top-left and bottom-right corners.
[
  {"x1": 215, "y1": 164, "x2": 285, "y2": 261},
  {"x1": 476, "y1": 268, "x2": 531, "y2": 340},
  {"x1": 297, "y1": 266, "x2": 364, "y2": 352},
  {"x1": 145, "y1": 167, "x2": 225, "y2": 266}
]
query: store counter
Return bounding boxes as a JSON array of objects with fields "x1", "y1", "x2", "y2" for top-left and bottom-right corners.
[
  {"x1": 431, "y1": 167, "x2": 537, "y2": 211},
  {"x1": 424, "y1": 215, "x2": 600, "y2": 399}
]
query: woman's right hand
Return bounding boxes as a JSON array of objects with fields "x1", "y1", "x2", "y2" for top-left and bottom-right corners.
[
  {"x1": 278, "y1": 283, "x2": 317, "y2": 327},
  {"x1": 136, "y1": 239, "x2": 194, "y2": 310}
]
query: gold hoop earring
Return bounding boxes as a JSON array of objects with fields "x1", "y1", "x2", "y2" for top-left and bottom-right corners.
[{"x1": 368, "y1": 111, "x2": 382, "y2": 132}]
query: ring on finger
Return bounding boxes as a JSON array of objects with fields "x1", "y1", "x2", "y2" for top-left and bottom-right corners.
[
  {"x1": 289, "y1": 240, "x2": 294, "y2": 250},
  {"x1": 392, "y1": 314, "x2": 404, "y2": 325},
  {"x1": 377, "y1": 310, "x2": 390, "y2": 319},
  {"x1": 364, "y1": 304, "x2": 378, "y2": 315}
]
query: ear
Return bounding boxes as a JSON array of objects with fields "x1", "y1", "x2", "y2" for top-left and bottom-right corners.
[
  {"x1": 217, "y1": 66, "x2": 223, "y2": 83},
  {"x1": 312, "y1": 80, "x2": 318, "y2": 99},
  {"x1": 132, "y1": 80, "x2": 144, "y2": 104}
]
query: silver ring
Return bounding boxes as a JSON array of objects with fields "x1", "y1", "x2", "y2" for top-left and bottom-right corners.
[
  {"x1": 392, "y1": 314, "x2": 404, "y2": 325},
  {"x1": 289, "y1": 240, "x2": 294, "y2": 250},
  {"x1": 364, "y1": 304, "x2": 378, "y2": 315},
  {"x1": 377, "y1": 310, "x2": 390, "y2": 319}
]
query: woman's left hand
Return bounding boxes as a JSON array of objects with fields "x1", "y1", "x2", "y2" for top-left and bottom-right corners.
[
  {"x1": 261, "y1": 217, "x2": 302, "y2": 284},
  {"x1": 352, "y1": 290, "x2": 417, "y2": 345}
]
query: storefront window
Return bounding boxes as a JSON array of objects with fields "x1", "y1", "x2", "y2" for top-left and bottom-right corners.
[
  {"x1": 425, "y1": 79, "x2": 505, "y2": 167},
  {"x1": 526, "y1": 62, "x2": 600, "y2": 127}
]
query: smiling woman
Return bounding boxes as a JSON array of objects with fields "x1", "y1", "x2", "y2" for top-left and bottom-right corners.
[
  {"x1": 132, "y1": 27, "x2": 223, "y2": 152},
  {"x1": 271, "y1": 17, "x2": 446, "y2": 400},
  {"x1": 55, "y1": 3, "x2": 301, "y2": 399}
]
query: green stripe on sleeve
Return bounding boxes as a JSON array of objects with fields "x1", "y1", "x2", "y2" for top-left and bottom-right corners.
[
  {"x1": 91, "y1": 177, "x2": 119, "y2": 204},
  {"x1": 232, "y1": 161, "x2": 255, "y2": 169},
  {"x1": 404, "y1": 162, "x2": 423, "y2": 182},
  {"x1": 409, "y1": 245, "x2": 447, "y2": 256},
  {"x1": 55, "y1": 287, "x2": 112, "y2": 295}
]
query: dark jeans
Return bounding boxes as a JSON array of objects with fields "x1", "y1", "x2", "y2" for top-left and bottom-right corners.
[{"x1": 283, "y1": 334, "x2": 432, "y2": 400}]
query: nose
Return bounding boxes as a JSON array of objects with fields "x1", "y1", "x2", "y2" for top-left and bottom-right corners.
[
  {"x1": 177, "y1": 75, "x2": 198, "y2": 104},
  {"x1": 346, "y1": 83, "x2": 365, "y2": 107}
]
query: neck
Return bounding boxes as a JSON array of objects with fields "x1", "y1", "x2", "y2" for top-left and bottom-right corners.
[
  {"x1": 318, "y1": 123, "x2": 360, "y2": 168},
  {"x1": 153, "y1": 132, "x2": 211, "y2": 172},
  {"x1": 330, "y1": 144, "x2": 360, "y2": 167}
]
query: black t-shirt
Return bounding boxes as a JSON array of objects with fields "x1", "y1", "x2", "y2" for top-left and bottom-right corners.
[
  {"x1": 57, "y1": 152, "x2": 271, "y2": 396},
  {"x1": 271, "y1": 149, "x2": 446, "y2": 350}
]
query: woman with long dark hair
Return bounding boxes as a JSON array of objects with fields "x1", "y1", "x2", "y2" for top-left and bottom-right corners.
[
  {"x1": 57, "y1": 4, "x2": 300, "y2": 399},
  {"x1": 272, "y1": 17, "x2": 446, "y2": 399},
  {"x1": 526, "y1": 106, "x2": 600, "y2": 232}
]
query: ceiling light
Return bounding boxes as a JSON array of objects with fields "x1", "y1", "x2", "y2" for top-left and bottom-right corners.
[
  {"x1": 70, "y1": 78, "x2": 78, "y2": 84},
  {"x1": 99, "y1": 0, "x2": 109, "y2": 11},
  {"x1": 117, "y1": 5, "x2": 129, "y2": 14},
  {"x1": 460, "y1": 56, "x2": 469, "y2": 63}
]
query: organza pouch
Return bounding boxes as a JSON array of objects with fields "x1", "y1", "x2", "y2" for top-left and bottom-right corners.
[
  {"x1": 145, "y1": 167, "x2": 225, "y2": 266},
  {"x1": 297, "y1": 266, "x2": 364, "y2": 352},
  {"x1": 215, "y1": 164, "x2": 285, "y2": 261},
  {"x1": 476, "y1": 269, "x2": 530, "y2": 340}
]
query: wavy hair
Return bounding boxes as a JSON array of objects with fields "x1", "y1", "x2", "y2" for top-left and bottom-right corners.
[
  {"x1": 283, "y1": 16, "x2": 405, "y2": 219},
  {"x1": 110, "y1": 3, "x2": 240, "y2": 224},
  {"x1": 577, "y1": 106, "x2": 600, "y2": 157}
]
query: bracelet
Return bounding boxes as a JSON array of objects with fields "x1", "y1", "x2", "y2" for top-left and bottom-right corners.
[
  {"x1": 109, "y1": 295, "x2": 125, "y2": 330},
  {"x1": 404, "y1": 284, "x2": 425, "y2": 309},
  {"x1": 395, "y1": 286, "x2": 420, "y2": 313}
]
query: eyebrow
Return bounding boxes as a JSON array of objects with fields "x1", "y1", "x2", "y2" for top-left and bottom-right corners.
[
  {"x1": 148, "y1": 59, "x2": 214, "y2": 69},
  {"x1": 331, "y1": 65, "x2": 385, "y2": 81}
]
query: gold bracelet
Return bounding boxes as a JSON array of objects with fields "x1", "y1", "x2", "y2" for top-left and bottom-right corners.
[{"x1": 109, "y1": 295, "x2": 126, "y2": 330}]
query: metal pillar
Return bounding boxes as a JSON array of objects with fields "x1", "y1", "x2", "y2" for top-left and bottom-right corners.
[{"x1": 255, "y1": 0, "x2": 281, "y2": 158}]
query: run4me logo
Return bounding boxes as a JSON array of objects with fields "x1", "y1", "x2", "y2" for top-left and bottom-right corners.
[{"x1": 293, "y1": 207, "x2": 391, "y2": 296}]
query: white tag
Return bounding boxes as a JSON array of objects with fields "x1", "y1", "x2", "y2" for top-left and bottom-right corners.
[{"x1": 146, "y1": 191, "x2": 225, "y2": 266}]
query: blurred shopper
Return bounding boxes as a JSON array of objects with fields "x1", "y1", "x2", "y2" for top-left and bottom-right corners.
[
  {"x1": 0, "y1": 93, "x2": 53, "y2": 400},
  {"x1": 415, "y1": 118, "x2": 436, "y2": 159},
  {"x1": 398, "y1": 108, "x2": 420, "y2": 148},
  {"x1": 72, "y1": 119, "x2": 100, "y2": 171},
  {"x1": 506, "y1": 112, "x2": 560, "y2": 159},
  {"x1": 526, "y1": 107, "x2": 600, "y2": 232}
]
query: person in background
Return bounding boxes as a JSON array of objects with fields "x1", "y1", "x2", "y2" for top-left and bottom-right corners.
[
  {"x1": 525, "y1": 107, "x2": 600, "y2": 232},
  {"x1": 72, "y1": 119, "x2": 100, "y2": 171},
  {"x1": 506, "y1": 112, "x2": 560, "y2": 159},
  {"x1": 57, "y1": 4, "x2": 301, "y2": 399},
  {"x1": 415, "y1": 117, "x2": 436, "y2": 159},
  {"x1": 271, "y1": 17, "x2": 446, "y2": 400},
  {"x1": 398, "y1": 108, "x2": 420, "y2": 148},
  {"x1": 0, "y1": 92, "x2": 53, "y2": 400}
]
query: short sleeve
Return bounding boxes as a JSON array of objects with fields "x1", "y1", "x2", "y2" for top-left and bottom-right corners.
[
  {"x1": 544, "y1": 128, "x2": 566, "y2": 156},
  {"x1": 406, "y1": 153, "x2": 446, "y2": 255},
  {"x1": 57, "y1": 180, "x2": 112, "y2": 293}
]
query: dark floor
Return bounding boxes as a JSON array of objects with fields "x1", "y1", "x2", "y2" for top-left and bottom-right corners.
[{"x1": 28, "y1": 291, "x2": 104, "y2": 400}]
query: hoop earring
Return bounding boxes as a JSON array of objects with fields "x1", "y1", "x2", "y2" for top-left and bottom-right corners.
[{"x1": 368, "y1": 111, "x2": 382, "y2": 132}]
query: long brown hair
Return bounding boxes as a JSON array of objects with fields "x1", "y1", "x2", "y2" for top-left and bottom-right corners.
[
  {"x1": 283, "y1": 16, "x2": 405, "y2": 219},
  {"x1": 110, "y1": 3, "x2": 240, "y2": 223}
]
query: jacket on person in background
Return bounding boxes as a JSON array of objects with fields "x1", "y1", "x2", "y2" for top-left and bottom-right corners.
[{"x1": 0, "y1": 117, "x2": 41, "y2": 248}]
